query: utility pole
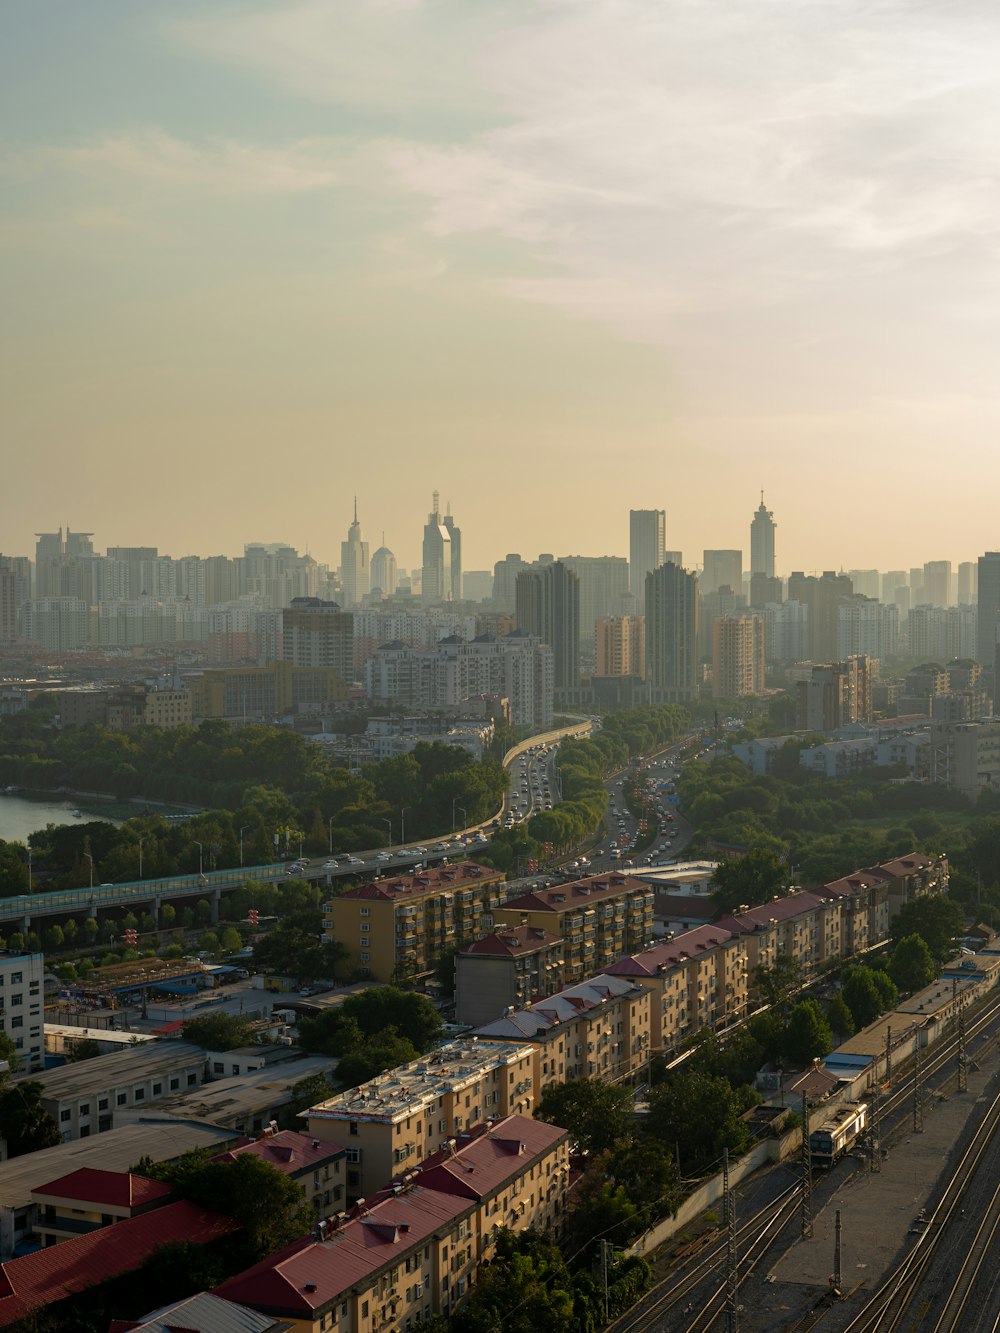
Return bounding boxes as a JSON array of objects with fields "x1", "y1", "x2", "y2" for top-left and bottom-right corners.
[
  {"x1": 912, "y1": 1026, "x2": 924, "y2": 1133},
  {"x1": 957, "y1": 985, "x2": 968, "y2": 1094},
  {"x1": 800, "y1": 1092, "x2": 813, "y2": 1238},
  {"x1": 885, "y1": 1025, "x2": 892, "y2": 1090},
  {"x1": 868, "y1": 1084, "x2": 882, "y2": 1174},
  {"x1": 600, "y1": 1239, "x2": 611, "y2": 1323},
  {"x1": 833, "y1": 1209, "x2": 843, "y2": 1292},
  {"x1": 723, "y1": 1148, "x2": 739, "y2": 1333}
]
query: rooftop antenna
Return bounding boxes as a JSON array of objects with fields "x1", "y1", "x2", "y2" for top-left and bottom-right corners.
[{"x1": 353, "y1": 495, "x2": 358, "y2": 523}]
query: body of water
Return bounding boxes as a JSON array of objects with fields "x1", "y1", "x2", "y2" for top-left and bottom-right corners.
[{"x1": 0, "y1": 791, "x2": 122, "y2": 844}]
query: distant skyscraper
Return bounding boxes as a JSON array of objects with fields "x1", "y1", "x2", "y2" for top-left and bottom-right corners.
[
  {"x1": 629, "y1": 510, "x2": 666, "y2": 600},
  {"x1": 958, "y1": 561, "x2": 977, "y2": 607},
  {"x1": 422, "y1": 492, "x2": 460, "y2": 604},
  {"x1": 976, "y1": 552, "x2": 1000, "y2": 679},
  {"x1": 645, "y1": 561, "x2": 699, "y2": 702},
  {"x1": 339, "y1": 500, "x2": 370, "y2": 609},
  {"x1": 282, "y1": 596, "x2": 353, "y2": 682},
  {"x1": 749, "y1": 495, "x2": 776, "y2": 579},
  {"x1": 370, "y1": 538, "x2": 398, "y2": 598},
  {"x1": 560, "y1": 555, "x2": 629, "y2": 650},
  {"x1": 701, "y1": 550, "x2": 743, "y2": 597},
  {"x1": 923, "y1": 561, "x2": 952, "y2": 609},
  {"x1": 712, "y1": 614, "x2": 765, "y2": 699},
  {"x1": 515, "y1": 560, "x2": 580, "y2": 692}
]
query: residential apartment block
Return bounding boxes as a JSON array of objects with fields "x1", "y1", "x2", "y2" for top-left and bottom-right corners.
[
  {"x1": 30, "y1": 1168, "x2": 173, "y2": 1250},
  {"x1": 188, "y1": 661, "x2": 348, "y2": 720},
  {"x1": 492, "y1": 874, "x2": 655, "y2": 986},
  {"x1": 0, "y1": 951, "x2": 44, "y2": 1074},
  {"x1": 304, "y1": 1039, "x2": 537, "y2": 1201},
  {"x1": 454, "y1": 925, "x2": 565, "y2": 1027},
  {"x1": 324, "y1": 863, "x2": 507, "y2": 983},
  {"x1": 212, "y1": 1128, "x2": 347, "y2": 1216},
  {"x1": 475, "y1": 973, "x2": 652, "y2": 1091},
  {"x1": 216, "y1": 1115, "x2": 570, "y2": 1333}
]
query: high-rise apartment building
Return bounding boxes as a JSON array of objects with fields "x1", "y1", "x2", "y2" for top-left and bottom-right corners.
[
  {"x1": 515, "y1": 561, "x2": 580, "y2": 692},
  {"x1": 749, "y1": 572, "x2": 782, "y2": 609},
  {"x1": 0, "y1": 951, "x2": 44, "y2": 1073},
  {"x1": 787, "y1": 571, "x2": 854, "y2": 662},
  {"x1": 0, "y1": 568, "x2": 19, "y2": 644},
  {"x1": 836, "y1": 598, "x2": 899, "y2": 664},
  {"x1": 421, "y1": 492, "x2": 460, "y2": 604},
  {"x1": 492, "y1": 554, "x2": 530, "y2": 612},
  {"x1": 282, "y1": 597, "x2": 353, "y2": 682},
  {"x1": 560, "y1": 555, "x2": 629, "y2": 650},
  {"x1": 339, "y1": 501, "x2": 370, "y2": 608},
  {"x1": 765, "y1": 599, "x2": 809, "y2": 664},
  {"x1": 629, "y1": 510, "x2": 666, "y2": 600},
  {"x1": 796, "y1": 656, "x2": 874, "y2": 730},
  {"x1": 882, "y1": 570, "x2": 908, "y2": 604},
  {"x1": 958, "y1": 562, "x2": 978, "y2": 606},
  {"x1": 749, "y1": 495, "x2": 776, "y2": 578},
  {"x1": 701, "y1": 550, "x2": 743, "y2": 597},
  {"x1": 594, "y1": 615, "x2": 645, "y2": 678},
  {"x1": 976, "y1": 553, "x2": 1000, "y2": 680},
  {"x1": 712, "y1": 614, "x2": 765, "y2": 698},
  {"x1": 645, "y1": 561, "x2": 699, "y2": 702},
  {"x1": 923, "y1": 561, "x2": 952, "y2": 609},
  {"x1": 848, "y1": 570, "x2": 881, "y2": 600}
]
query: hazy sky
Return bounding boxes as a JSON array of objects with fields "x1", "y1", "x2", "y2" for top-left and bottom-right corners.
[{"x1": 4, "y1": 0, "x2": 1000, "y2": 576}]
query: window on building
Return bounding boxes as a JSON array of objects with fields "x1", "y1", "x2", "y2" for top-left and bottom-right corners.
[
  {"x1": 79, "y1": 1104, "x2": 90, "y2": 1117},
  {"x1": 134, "y1": 1088, "x2": 145, "y2": 1101},
  {"x1": 169, "y1": 1078, "x2": 179, "y2": 1091},
  {"x1": 59, "y1": 1109, "x2": 71, "y2": 1122},
  {"x1": 11, "y1": 994, "x2": 22, "y2": 1006},
  {"x1": 116, "y1": 1093, "x2": 127, "y2": 1106},
  {"x1": 98, "y1": 1097, "x2": 108, "y2": 1111},
  {"x1": 10, "y1": 1017, "x2": 22, "y2": 1029},
  {"x1": 187, "y1": 1073, "x2": 197, "y2": 1086},
  {"x1": 152, "y1": 1083, "x2": 161, "y2": 1095},
  {"x1": 349, "y1": 1121, "x2": 358, "y2": 1136}
]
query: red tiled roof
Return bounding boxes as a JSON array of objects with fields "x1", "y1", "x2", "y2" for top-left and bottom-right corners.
[
  {"x1": 605, "y1": 925, "x2": 735, "y2": 977},
  {"x1": 716, "y1": 891, "x2": 829, "y2": 934},
  {"x1": 0, "y1": 1200, "x2": 237, "y2": 1327},
  {"x1": 213, "y1": 1130, "x2": 345, "y2": 1173},
  {"x1": 461, "y1": 926, "x2": 563, "y2": 957},
  {"x1": 653, "y1": 894, "x2": 717, "y2": 919},
  {"x1": 407, "y1": 1115, "x2": 567, "y2": 1202},
  {"x1": 215, "y1": 1189, "x2": 469, "y2": 1316},
  {"x1": 31, "y1": 1168, "x2": 173, "y2": 1211},
  {"x1": 340, "y1": 862, "x2": 499, "y2": 902},
  {"x1": 871, "y1": 853, "x2": 934, "y2": 878},
  {"x1": 502, "y1": 874, "x2": 646, "y2": 913}
]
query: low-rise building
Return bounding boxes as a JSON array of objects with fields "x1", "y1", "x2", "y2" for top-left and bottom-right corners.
[
  {"x1": 35, "y1": 1040, "x2": 207, "y2": 1141},
  {"x1": 0, "y1": 950, "x2": 44, "y2": 1074},
  {"x1": 323, "y1": 862, "x2": 506, "y2": 983},
  {"x1": 869, "y1": 852, "x2": 949, "y2": 920},
  {"x1": 30, "y1": 1167, "x2": 173, "y2": 1249},
  {"x1": 304, "y1": 1039, "x2": 537, "y2": 1201},
  {"x1": 212, "y1": 1128, "x2": 347, "y2": 1216},
  {"x1": 474, "y1": 973, "x2": 652, "y2": 1091},
  {"x1": 454, "y1": 925, "x2": 565, "y2": 1027},
  {"x1": 215, "y1": 1114, "x2": 570, "y2": 1333},
  {"x1": 605, "y1": 925, "x2": 748, "y2": 1051},
  {"x1": 492, "y1": 874, "x2": 655, "y2": 985}
]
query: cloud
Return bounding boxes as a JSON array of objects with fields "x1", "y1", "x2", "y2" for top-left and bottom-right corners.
[{"x1": 32, "y1": 129, "x2": 342, "y2": 197}]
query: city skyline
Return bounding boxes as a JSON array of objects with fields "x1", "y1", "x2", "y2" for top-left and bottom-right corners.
[{"x1": 4, "y1": 3, "x2": 1000, "y2": 570}]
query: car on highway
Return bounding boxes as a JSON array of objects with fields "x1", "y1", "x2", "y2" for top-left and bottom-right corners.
[{"x1": 375, "y1": 852, "x2": 394, "y2": 862}]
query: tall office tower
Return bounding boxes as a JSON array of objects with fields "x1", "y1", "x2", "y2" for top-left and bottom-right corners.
[
  {"x1": 282, "y1": 596, "x2": 353, "y2": 681},
  {"x1": 515, "y1": 560, "x2": 580, "y2": 692},
  {"x1": 750, "y1": 494, "x2": 776, "y2": 578},
  {"x1": 701, "y1": 550, "x2": 743, "y2": 597},
  {"x1": 492, "y1": 554, "x2": 529, "y2": 611},
  {"x1": 595, "y1": 615, "x2": 645, "y2": 678},
  {"x1": 923, "y1": 561, "x2": 952, "y2": 608},
  {"x1": 629, "y1": 509, "x2": 666, "y2": 600},
  {"x1": 712, "y1": 614, "x2": 765, "y2": 699},
  {"x1": 645, "y1": 561, "x2": 699, "y2": 702},
  {"x1": 370, "y1": 540, "x2": 398, "y2": 598},
  {"x1": 443, "y1": 506, "x2": 462, "y2": 601},
  {"x1": 848, "y1": 570, "x2": 881, "y2": 600},
  {"x1": 339, "y1": 500, "x2": 371, "y2": 608},
  {"x1": 765, "y1": 599, "x2": 809, "y2": 664},
  {"x1": 976, "y1": 553, "x2": 1000, "y2": 676},
  {"x1": 203, "y1": 556, "x2": 241, "y2": 606},
  {"x1": 106, "y1": 547, "x2": 158, "y2": 600},
  {"x1": 882, "y1": 570, "x2": 908, "y2": 604},
  {"x1": 560, "y1": 555, "x2": 629, "y2": 651},
  {"x1": 749, "y1": 572, "x2": 782, "y2": 609},
  {"x1": 422, "y1": 492, "x2": 456, "y2": 604},
  {"x1": 786, "y1": 570, "x2": 853, "y2": 662},
  {"x1": 836, "y1": 598, "x2": 899, "y2": 663},
  {"x1": 0, "y1": 569, "x2": 17, "y2": 643},
  {"x1": 958, "y1": 562, "x2": 977, "y2": 606}
]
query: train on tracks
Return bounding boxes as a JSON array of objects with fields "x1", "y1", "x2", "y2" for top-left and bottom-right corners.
[{"x1": 809, "y1": 1102, "x2": 868, "y2": 1168}]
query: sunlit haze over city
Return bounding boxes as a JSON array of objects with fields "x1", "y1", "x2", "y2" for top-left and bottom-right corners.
[{"x1": 5, "y1": 1, "x2": 1000, "y2": 570}]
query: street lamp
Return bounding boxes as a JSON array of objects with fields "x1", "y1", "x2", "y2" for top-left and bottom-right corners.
[
  {"x1": 136, "y1": 836, "x2": 144, "y2": 880},
  {"x1": 382, "y1": 817, "x2": 393, "y2": 847},
  {"x1": 194, "y1": 840, "x2": 204, "y2": 879},
  {"x1": 26, "y1": 847, "x2": 33, "y2": 894},
  {"x1": 239, "y1": 825, "x2": 250, "y2": 868},
  {"x1": 328, "y1": 816, "x2": 335, "y2": 856},
  {"x1": 454, "y1": 803, "x2": 467, "y2": 833},
  {"x1": 82, "y1": 851, "x2": 94, "y2": 890},
  {"x1": 400, "y1": 807, "x2": 408, "y2": 845}
]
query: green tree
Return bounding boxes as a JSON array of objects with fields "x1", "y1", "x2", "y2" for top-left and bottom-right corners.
[
  {"x1": 840, "y1": 967, "x2": 882, "y2": 1027},
  {"x1": 891, "y1": 896, "x2": 965, "y2": 964},
  {"x1": 275, "y1": 1072, "x2": 336, "y2": 1131},
  {"x1": 0, "y1": 1081, "x2": 61, "y2": 1157},
  {"x1": 335, "y1": 1030, "x2": 419, "y2": 1087},
  {"x1": 870, "y1": 969, "x2": 899, "y2": 1012},
  {"x1": 220, "y1": 926, "x2": 244, "y2": 953},
  {"x1": 711, "y1": 848, "x2": 788, "y2": 913},
  {"x1": 646, "y1": 1072, "x2": 750, "y2": 1173},
  {"x1": 535, "y1": 1080, "x2": 634, "y2": 1156},
  {"x1": 450, "y1": 1229, "x2": 578, "y2": 1333},
  {"x1": 827, "y1": 993, "x2": 855, "y2": 1039},
  {"x1": 0, "y1": 1032, "x2": 18, "y2": 1072},
  {"x1": 64, "y1": 1038, "x2": 101, "y2": 1062},
  {"x1": 751, "y1": 956, "x2": 803, "y2": 1011},
  {"x1": 332, "y1": 986, "x2": 443, "y2": 1052},
  {"x1": 888, "y1": 934, "x2": 936, "y2": 993},
  {"x1": 183, "y1": 1012, "x2": 256, "y2": 1051},
  {"x1": 782, "y1": 999, "x2": 832, "y2": 1066}
]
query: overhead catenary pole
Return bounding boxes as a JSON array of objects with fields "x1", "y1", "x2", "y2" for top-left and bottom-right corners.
[
  {"x1": 912, "y1": 1025, "x2": 924, "y2": 1133},
  {"x1": 833, "y1": 1209, "x2": 843, "y2": 1292},
  {"x1": 957, "y1": 986, "x2": 968, "y2": 1094},
  {"x1": 800, "y1": 1091, "x2": 813, "y2": 1238},
  {"x1": 724, "y1": 1147, "x2": 739, "y2": 1333}
]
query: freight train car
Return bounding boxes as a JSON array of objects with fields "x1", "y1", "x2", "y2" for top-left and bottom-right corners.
[{"x1": 809, "y1": 1102, "x2": 868, "y2": 1169}]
